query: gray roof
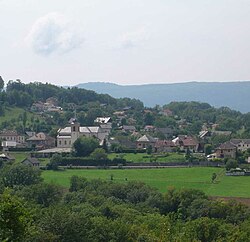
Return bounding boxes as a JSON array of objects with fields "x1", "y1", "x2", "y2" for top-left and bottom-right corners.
[
  {"x1": 122, "y1": 125, "x2": 136, "y2": 131},
  {"x1": 27, "y1": 132, "x2": 46, "y2": 141},
  {"x1": 22, "y1": 157, "x2": 40, "y2": 164},
  {"x1": 217, "y1": 141, "x2": 236, "y2": 150},
  {"x1": 100, "y1": 123, "x2": 112, "y2": 129},
  {"x1": 58, "y1": 126, "x2": 101, "y2": 136},
  {"x1": 0, "y1": 130, "x2": 18, "y2": 136},
  {"x1": 231, "y1": 139, "x2": 250, "y2": 145},
  {"x1": 137, "y1": 134, "x2": 156, "y2": 143},
  {"x1": 212, "y1": 131, "x2": 232, "y2": 136},
  {"x1": 38, "y1": 147, "x2": 72, "y2": 153}
]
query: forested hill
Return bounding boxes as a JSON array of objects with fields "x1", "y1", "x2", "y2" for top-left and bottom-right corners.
[
  {"x1": 0, "y1": 80, "x2": 143, "y2": 110},
  {"x1": 76, "y1": 81, "x2": 250, "y2": 113}
]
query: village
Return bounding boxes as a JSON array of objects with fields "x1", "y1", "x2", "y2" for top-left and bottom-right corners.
[{"x1": 1, "y1": 97, "x2": 250, "y2": 174}]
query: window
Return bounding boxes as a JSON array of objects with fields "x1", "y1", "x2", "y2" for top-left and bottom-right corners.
[
  {"x1": 59, "y1": 141, "x2": 61, "y2": 145},
  {"x1": 65, "y1": 140, "x2": 67, "y2": 145}
]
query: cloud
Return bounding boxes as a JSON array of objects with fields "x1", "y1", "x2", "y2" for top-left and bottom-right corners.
[
  {"x1": 117, "y1": 27, "x2": 149, "y2": 49},
  {"x1": 25, "y1": 12, "x2": 84, "y2": 56}
]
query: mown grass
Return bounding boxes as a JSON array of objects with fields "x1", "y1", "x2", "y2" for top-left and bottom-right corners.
[
  {"x1": 42, "y1": 167, "x2": 250, "y2": 198},
  {"x1": 108, "y1": 152, "x2": 186, "y2": 163}
]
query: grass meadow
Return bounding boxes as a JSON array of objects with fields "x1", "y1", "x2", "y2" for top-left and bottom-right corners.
[
  {"x1": 42, "y1": 167, "x2": 250, "y2": 198},
  {"x1": 108, "y1": 152, "x2": 186, "y2": 163}
]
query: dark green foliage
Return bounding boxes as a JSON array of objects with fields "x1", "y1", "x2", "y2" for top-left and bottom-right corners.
[
  {"x1": 90, "y1": 148, "x2": 108, "y2": 160},
  {"x1": 204, "y1": 144, "x2": 212, "y2": 155},
  {"x1": 47, "y1": 153, "x2": 62, "y2": 170},
  {"x1": 211, "y1": 173, "x2": 217, "y2": 183},
  {"x1": 225, "y1": 159, "x2": 238, "y2": 170},
  {"x1": 73, "y1": 136, "x2": 99, "y2": 157},
  {"x1": 0, "y1": 76, "x2": 4, "y2": 91},
  {"x1": 146, "y1": 145, "x2": 153, "y2": 155},
  {"x1": 0, "y1": 191, "x2": 35, "y2": 241},
  {"x1": 16, "y1": 183, "x2": 63, "y2": 207},
  {"x1": 0, "y1": 163, "x2": 250, "y2": 241},
  {"x1": 0, "y1": 163, "x2": 42, "y2": 188}
]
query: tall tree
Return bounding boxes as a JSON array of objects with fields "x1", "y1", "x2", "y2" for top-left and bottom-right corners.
[
  {"x1": 0, "y1": 76, "x2": 4, "y2": 91},
  {"x1": 73, "y1": 136, "x2": 99, "y2": 157}
]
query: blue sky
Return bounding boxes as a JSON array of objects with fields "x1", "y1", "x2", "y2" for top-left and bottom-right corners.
[{"x1": 1, "y1": 0, "x2": 250, "y2": 86}]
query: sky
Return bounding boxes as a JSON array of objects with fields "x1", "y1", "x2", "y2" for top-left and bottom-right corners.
[{"x1": 1, "y1": 0, "x2": 250, "y2": 86}]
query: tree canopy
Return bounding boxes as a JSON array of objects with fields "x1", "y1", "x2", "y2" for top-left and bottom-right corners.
[{"x1": 73, "y1": 136, "x2": 99, "y2": 157}]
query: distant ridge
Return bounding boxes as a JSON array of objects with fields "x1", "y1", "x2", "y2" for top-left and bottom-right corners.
[{"x1": 76, "y1": 81, "x2": 250, "y2": 113}]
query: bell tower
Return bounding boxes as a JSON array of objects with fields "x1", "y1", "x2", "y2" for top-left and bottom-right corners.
[{"x1": 71, "y1": 118, "x2": 80, "y2": 145}]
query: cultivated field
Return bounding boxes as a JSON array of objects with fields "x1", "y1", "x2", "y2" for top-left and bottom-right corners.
[{"x1": 42, "y1": 167, "x2": 250, "y2": 198}]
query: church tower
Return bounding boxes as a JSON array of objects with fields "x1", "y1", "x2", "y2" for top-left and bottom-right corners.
[{"x1": 70, "y1": 118, "x2": 80, "y2": 145}]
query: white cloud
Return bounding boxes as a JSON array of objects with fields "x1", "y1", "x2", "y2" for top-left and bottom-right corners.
[
  {"x1": 117, "y1": 27, "x2": 149, "y2": 49},
  {"x1": 25, "y1": 12, "x2": 84, "y2": 56}
]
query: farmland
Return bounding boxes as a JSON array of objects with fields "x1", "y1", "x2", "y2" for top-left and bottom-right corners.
[{"x1": 42, "y1": 167, "x2": 250, "y2": 198}]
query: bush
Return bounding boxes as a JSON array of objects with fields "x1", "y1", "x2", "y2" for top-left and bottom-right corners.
[{"x1": 225, "y1": 159, "x2": 238, "y2": 170}]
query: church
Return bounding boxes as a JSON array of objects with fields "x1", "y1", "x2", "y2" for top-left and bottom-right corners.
[{"x1": 57, "y1": 119, "x2": 108, "y2": 148}]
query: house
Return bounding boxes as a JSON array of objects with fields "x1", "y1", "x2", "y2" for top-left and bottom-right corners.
[
  {"x1": 123, "y1": 106, "x2": 132, "y2": 111},
  {"x1": 212, "y1": 131, "x2": 232, "y2": 136},
  {"x1": 100, "y1": 123, "x2": 112, "y2": 135},
  {"x1": 26, "y1": 131, "x2": 36, "y2": 138},
  {"x1": 156, "y1": 127, "x2": 174, "y2": 139},
  {"x1": 113, "y1": 111, "x2": 126, "y2": 117},
  {"x1": 127, "y1": 118, "x2": 136, "y2": 125},
  {"x1": 136, "y1": 134, "x2": 157, "y2": 149},
  {"x1": 144, "y1": 125, "x2": 155, "y2": 132},
  {"x1": 199, "y1": 130, "x2": 211, "y2": 139},
  {"x1": 159, "y1": 108, "x2": 173, "y2": 117},
  {"x1": 0, "y1": 153, "x2": 15, "y2": 162},
  {"x1": 154, "y1": 140, "x2": 176, "y2": 153},
  {"x1": 22, "y1": 157, "x2": 40, "y2": 167},
  {"x1": 1, "y1": 141, "x2": 18, "y2": 150},
  {"x1": 230, "y1": 139, "x2": 250, "y2": 152},
  {"x1": 172, "y1": 135, "x2": 199, "y2": 152},
  {"x1": 94, "y1": 117, "x2": 112, "y2": 124},
  {"x1": 0, "y1": 130, "x2": 25, "y2": 143},
  {"x1": 27, "y1": 132, "x2": 55, "y2": 150},
  {"x1": 46, "y1": 97, "x2": 58, "y2": 106},
  {"x1": 112, "y1": 137, "x2": 137, "y2": 150},
  {"x1": 31, "y1": 100, "x2": 62, "y2": 113},
  {"x1": 57, "y1": 119, "x2": 108, "y2": 148},
  {"x1": 215, "y1": 141, "x2": 237, "y2": 159},
  {"x1": 122, "y1": 125, "x2": 136, "y2": 133},
  {"x1": 31, "y1": 101, "x2": 45, "y2": 112}
]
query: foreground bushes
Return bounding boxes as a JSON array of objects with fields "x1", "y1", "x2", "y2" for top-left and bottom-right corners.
[{"x1": 0, "y1": 163, "x2": 250, "y2": 241}]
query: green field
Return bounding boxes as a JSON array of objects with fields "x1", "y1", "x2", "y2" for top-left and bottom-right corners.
[
  {"x1": 10, "y1": 152, "x2": 49, "y2": 166},
  {"x1": 0, "y1": 107, "x2": 44, "y2": 127},
  {"x1": 42, "y1": 167, "x2": 250, "y2": 198},
  {"x1": 108, "y1": 152, "x2": 186, "y2": 162}
]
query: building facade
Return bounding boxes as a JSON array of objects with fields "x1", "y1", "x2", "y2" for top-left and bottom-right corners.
[{"x1": 57, "y1": 120, "x2": 108, "y2": 148}]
